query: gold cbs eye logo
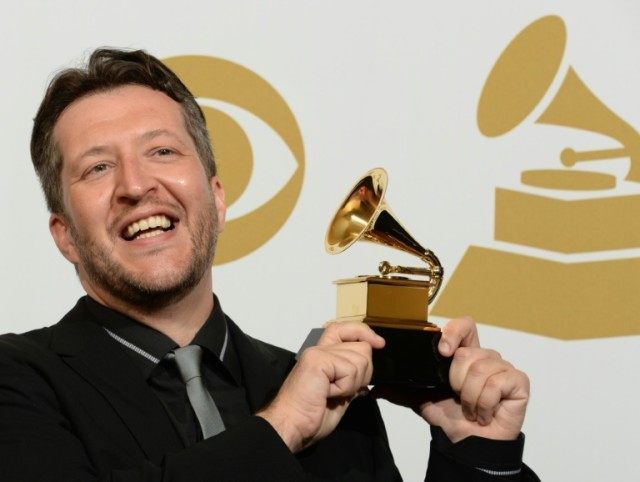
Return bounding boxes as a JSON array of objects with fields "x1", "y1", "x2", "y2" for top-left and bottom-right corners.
[{"x1": 162, "y1": 56, "x2": 305, "y2": 265}]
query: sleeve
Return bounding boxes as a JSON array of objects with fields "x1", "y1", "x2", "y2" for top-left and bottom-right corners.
[
  {"x1": 425, "y1": 426, "x2": 540, "y2": 482},
  {"x1": 0, "y1": 344, "x2": 307, "y2": 482}
]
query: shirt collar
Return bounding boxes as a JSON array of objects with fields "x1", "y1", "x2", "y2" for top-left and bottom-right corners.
[{"x1": 83, "y1": 294, "x2": 231, "y2": 380}]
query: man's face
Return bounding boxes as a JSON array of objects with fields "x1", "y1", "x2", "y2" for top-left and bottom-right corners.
[{"x1": 50, "y1": 85, "x2": 226, "y2": 311}]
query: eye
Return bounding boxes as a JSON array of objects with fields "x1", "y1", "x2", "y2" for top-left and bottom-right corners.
[
  {"x1": 155, "y1": 147, "x2": 175, "y2": 157},
  {"x1": 83, "y1": 162, "x2": 110, "y2": 179}
]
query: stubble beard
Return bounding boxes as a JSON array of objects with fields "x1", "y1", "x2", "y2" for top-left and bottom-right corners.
[{"x1": 70, "y1": 200, "x2": 219, "y2": 314}]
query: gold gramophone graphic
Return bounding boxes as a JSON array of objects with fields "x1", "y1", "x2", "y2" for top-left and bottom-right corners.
[
  {"x1": 324, "y1": 168, "x2": 451, "y2": 389},
  {"x1": 432, "y1": 15, "x2": 640, "y2": 339}
]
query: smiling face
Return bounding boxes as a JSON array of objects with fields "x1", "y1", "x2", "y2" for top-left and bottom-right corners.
[{"x1": 49, "y1": 85, "x2": 226, "y2": 312}]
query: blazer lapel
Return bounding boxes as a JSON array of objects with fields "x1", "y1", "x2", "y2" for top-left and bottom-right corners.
[
  {"x1": 226, "y1": 316, "x2": 296, "y2": 412},
  {"x1": 50, "y1": 300, "x2": 183, "y2": 462}
]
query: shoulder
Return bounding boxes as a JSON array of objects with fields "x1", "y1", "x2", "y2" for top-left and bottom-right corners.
[
  {"x1": 0, "y1": 327, "x2": 55, "y2": 359},
  {"x1": 0, "y1": 330, "x2": 66, "y2": 389},
  {"x1": 0, "y1": 297, "x2": 89, "y2": 363}
]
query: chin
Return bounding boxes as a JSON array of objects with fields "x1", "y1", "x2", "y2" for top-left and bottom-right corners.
[{"x1": 136, "y1": 267, "x2": 206, "y2": 293}]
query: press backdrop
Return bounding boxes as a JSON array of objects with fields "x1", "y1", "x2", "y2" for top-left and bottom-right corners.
[{"x1": 1, "y1": 2, "x2": 639, "y2": 480}]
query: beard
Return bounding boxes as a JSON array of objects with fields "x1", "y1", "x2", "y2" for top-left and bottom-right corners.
[{"x1": 69, "y1": 198, "x2": 219, "y2": 314}]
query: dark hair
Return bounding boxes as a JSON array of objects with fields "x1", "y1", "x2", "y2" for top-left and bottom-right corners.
[{"x1": 31, "y1": 48, "x2": 216, "y2": 213}]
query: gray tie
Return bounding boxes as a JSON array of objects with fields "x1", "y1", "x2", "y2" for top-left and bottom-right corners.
[{"x1": 169, "y1": 345, "x2": 225, "y2": 438}]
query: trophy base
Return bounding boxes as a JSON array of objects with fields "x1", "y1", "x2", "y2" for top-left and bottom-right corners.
[
  {"x1": 298, "y1": 326, "x2": 452, "y2": 391},
  {"x1": 370, "y1": 326, "x2": 451, "y2": 391}
]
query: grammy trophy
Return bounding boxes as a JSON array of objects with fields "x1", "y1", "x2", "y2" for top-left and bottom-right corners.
[{"x1": 324, "y1": 168, "x2": 451, "y2": 391}]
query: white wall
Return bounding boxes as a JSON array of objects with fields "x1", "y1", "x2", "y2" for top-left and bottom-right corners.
[{"x1": 1, "y1": 2, "x2": 639, "y2": 480}]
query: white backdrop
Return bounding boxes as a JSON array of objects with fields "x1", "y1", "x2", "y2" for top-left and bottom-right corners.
[{"x1": 1, "y1": 2, "x2": 639, "y2": 480}]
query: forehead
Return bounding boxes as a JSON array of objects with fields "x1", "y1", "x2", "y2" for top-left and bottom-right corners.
[{"x1": 53, "y1": 85, "x2": 188, "y2": 159}]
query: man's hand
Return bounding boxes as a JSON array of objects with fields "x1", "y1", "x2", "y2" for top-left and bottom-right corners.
[
  {"x1": 421, "y1": 317, "x2": 530, "y2": 442},
  {"x1": 257, "y1": 321, "x2": 385, "y2": 453},
  {"x1": 375, "y1": 317, "x2": 529, "y2": 443}
]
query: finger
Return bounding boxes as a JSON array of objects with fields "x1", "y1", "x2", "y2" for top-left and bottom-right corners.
[
  {"x1": 459, "y1": 358, "x2": 511, "y2": 422},
  {"x1": 439, "y1": 316, "x2": 480, "y2": 356},
  {"x1": 302, "y1": 340, "x2": 373, "y2": 360},
  {"x1": 291, "y1": 347, "x2": 361, "y2": 400},
  {"x1": 476, "y1": 369, "x2": 530, "y2": 425},
  {"x1": 319, "y1": 321, "x2": 385, "y2": 349},
  {"x1": 330, "y1": 340, "x2": 373, "y2": 356},
  {"x1": 296, "y1": 341, "x2": 373, "y2": 387},
  {"x1": 324, "y1": 349, "x2": 373, "y2": 398},
  {"x1": 449, "y1": 347, "x2": 502, "y2": 392},
  {"x1": 333, "y1": 342, "x2": 376, "y2": 386},
  {"x1": 475, "y1": 371, "x2": 507, "y2": 425}
]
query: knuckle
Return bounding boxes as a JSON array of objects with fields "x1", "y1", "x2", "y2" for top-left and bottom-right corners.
[
  {"x1": 484, "y1": 374, "x2": 502, "y2": 390},
  {"x1": 453, "y1": 346, "x2": 470, "y2": 362},
  {"x1": 518, "y1": 370, "x2": 531, "y2": 391},
  {"x1": 345, "y1": 361, "x2": 357, "y2": 376},
  {"x1": 349, "y1": 352, "x2": 369, "y2": 375},
  {"x1": 360, "y1": 353, "x2": 373, "y2": 372},
  {"x1": 351, "y1": 348, "x2": 367, "y2": 364},
  {"x1": 468, "y1": 361, "x2": 486, "y2": 378},
  {"x1": 324, "y1": 322, "x2": 340, "y2": 335},
  {"x1": 476, "y1": 396, "x2": 494, "y2": 412},
  {"x1": 485, "y1": 349, "x2": 502, "y2": 360}
]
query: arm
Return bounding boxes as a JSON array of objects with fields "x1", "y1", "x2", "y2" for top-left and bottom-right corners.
[
  {"x1": 375, "y1": 317, "x2": 539, "y2": 481},
  {"x1": 426, "y1": 426, "x2": 539, "y2": 481},
  {"x1": 0, "y1": 340, "x2": 305, "y2": 482},
  {"x1": 256, "y1": 321, "x2": 385, "y2": 453},
  {"x1": 423, "y1": 317, "x2": 530, "y2": 442}
]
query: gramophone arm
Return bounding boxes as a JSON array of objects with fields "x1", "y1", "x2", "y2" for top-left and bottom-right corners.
[{"x1": 378, "y1": 249, "x2": 444, "y2": 302}]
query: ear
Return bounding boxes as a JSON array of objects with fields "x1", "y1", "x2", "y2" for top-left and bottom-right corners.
[
  {"x1": 49, "y1": 213, "x2": 81, "y2": 265},
  {"x1": 210, "y1": 176, "x2": 226, "y2": 233}
]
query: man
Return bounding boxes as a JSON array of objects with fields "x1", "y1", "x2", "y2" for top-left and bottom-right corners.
[{"x1": 0, "y1": 48, "x2": 538, "y2": 481}]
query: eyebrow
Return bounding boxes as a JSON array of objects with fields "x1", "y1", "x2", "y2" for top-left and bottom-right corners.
[
  {"x1": 77, "y1": 129, "x2": 184, "y2": 160},
  {"x1": 78, "y1": 145, "x2": 110, "y2": 160},
  {"x1": 139, "y1": 128, "x2": 182, "y2": 143}
]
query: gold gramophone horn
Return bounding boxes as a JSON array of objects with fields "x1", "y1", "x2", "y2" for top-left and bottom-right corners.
[{"x1": 325, "y1": 168, "x2": 444, "y2": 302}]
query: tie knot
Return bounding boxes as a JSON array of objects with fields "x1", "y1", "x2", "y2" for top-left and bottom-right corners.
[{"x1": 171, "y1": 345, "x2": 203, "y2": 383}]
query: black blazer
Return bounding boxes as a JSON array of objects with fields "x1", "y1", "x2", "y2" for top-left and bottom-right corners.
[
  {"x1": 0, "y1": 300, "x2": 537, "y2": 481},
  {"x1": 0, "y1": 299, "x2": 404, "y2": 481}
]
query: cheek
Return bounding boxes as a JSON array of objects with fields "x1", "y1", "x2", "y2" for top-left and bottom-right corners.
[
  {"x1": 163, "y1": 170, "x2": 190, "y2": 188},
  {"x1": 162, "y1": 170, "x2": 214, "y2": 203},
  {"x1": 65, "y1": 186, "x2": 112, "y2": 230}
]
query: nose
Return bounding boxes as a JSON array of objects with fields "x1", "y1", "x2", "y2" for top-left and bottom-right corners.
[{"x1": 112, "y1": 155, "x2": 157, "y2": 204}]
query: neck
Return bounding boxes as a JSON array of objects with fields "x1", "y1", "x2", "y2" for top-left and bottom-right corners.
[{"x1": 82, "y1": 273, "x2": 215, "y2": 347}]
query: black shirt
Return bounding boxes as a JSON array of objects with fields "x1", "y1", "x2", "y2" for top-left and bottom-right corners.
[
  {"x1": 82, "y1": 295, "x2": 530, "y2": 478},
  {"x1": 83, "y1": 295, "x2": 251, "y2": 447}
]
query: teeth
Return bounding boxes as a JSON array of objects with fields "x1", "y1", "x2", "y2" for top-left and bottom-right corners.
[
  {"x1": 138, "y1": 230, "x2": 164, "y2": 240},
  {"x1": 125, "y1": 215, "x2": 173, "y2": 239}
]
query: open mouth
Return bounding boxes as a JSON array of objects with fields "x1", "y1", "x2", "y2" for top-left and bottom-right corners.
[{"x1": 122, "y1": 214, "x2": 176, "y2": 241}]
